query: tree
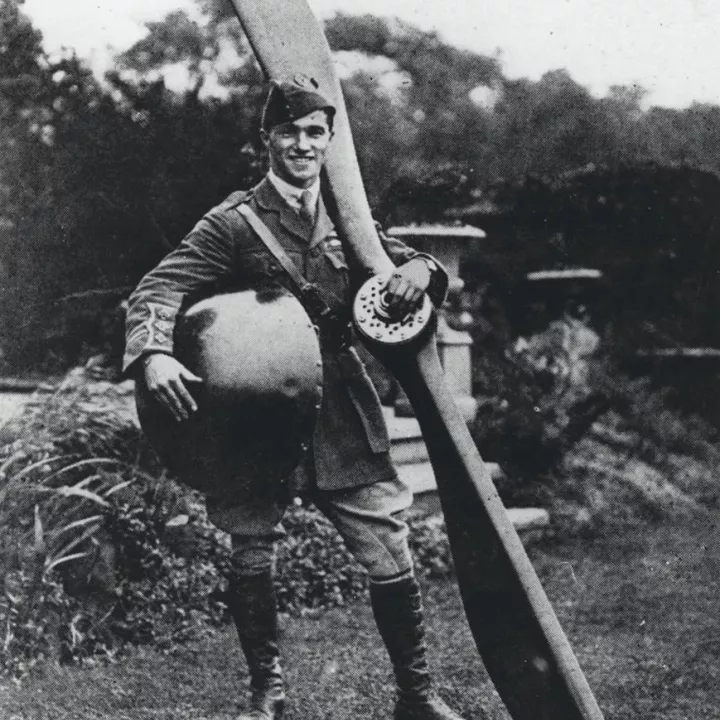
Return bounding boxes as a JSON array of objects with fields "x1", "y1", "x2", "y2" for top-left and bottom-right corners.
[
  {"x1": 487, "y1": 70, "x2": 621, "y2": 181},
  {"x1": 0, "y1": 0, "x2": 51, "y2": 220},
  {"x1": 325, "y1": 13, "x2": 501, "y2": 187},
  {"x1": 0, "y1": 0, "x2": 57, "y2": 369},
  {"x1": 115, "y1": 7, "x2": 262, "y2": 97},
  {"x1": 0, "y1": 1, "x2": 269, "y2": 371},
  {"x1": 7, "y1": 1, "x2": 720, "y2": 373}
]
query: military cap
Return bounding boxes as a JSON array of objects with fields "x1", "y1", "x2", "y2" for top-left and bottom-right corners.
[{"x1": 261, "y1": 74, "x2": 336, "y2": 132}]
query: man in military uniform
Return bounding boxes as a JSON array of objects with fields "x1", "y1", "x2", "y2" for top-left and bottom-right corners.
[{"x1": 124, "y1": 77, "x2": 468, "y2": 720}]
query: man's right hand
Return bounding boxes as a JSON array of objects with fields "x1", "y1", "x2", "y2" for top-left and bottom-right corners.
[{"x1": 142, "y1": 354, "x2": 203, "y2": 422}]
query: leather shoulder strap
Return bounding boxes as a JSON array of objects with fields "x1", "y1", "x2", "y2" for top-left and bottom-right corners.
[{"x1": 236, "y1": 203, "x2": 334, "y2": 320}]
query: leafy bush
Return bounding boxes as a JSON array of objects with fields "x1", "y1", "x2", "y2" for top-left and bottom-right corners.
[
  {"x1": 470, "y1": 315, "x2": 720, "y2": 525},
  {"x1": 273, "y1": 504, "x2": 456, "y2": 615},
  {"x1": 470, "y1": 309, "x2": 718, "y2": 503},
  {"x1": 0, "y1": 367, "x2": 458, "y2": 678},
  {"x1": 471, "y1": 317, "x2": 609, "y2": 505},
  {"x1": 0, "y1": 371, "x2": 233, "y2": 677},
  {"x1": 406, "y1": 511, "x2": 453, "y2": 579},
  {"x1": 598, "y1": 373, "x2": 720, "y2": 465},
  {"x1": 274, "y1": 502, "x2": 367, "y2": 613},
  {"x1": 12, "y1": 352, "x2": 715, "y2": 680},
  {"x1": 578, "y1": 371, "x2": 720, "y2": 511}
]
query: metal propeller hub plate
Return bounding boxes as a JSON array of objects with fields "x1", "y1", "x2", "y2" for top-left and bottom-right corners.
[{"x1": 353, "y1": 273, "x2": 433, "y2": 345}]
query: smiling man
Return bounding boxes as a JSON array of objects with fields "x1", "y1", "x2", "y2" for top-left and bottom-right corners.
[
  {"x1": 264, "y1": 110, "x2": 329, "y2": 189},
  {"x1": 124, "y1": 76, "x2": 467, "y2": 720}
]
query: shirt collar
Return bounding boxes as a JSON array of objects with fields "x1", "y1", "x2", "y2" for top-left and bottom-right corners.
[{"x1": 267, "y1": 169, "x2": 320, "y2": 211}]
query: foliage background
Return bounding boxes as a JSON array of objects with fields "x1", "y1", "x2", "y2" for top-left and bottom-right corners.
[{"x1": 4, "y1": 2, "x2": 720, "y2": 369}]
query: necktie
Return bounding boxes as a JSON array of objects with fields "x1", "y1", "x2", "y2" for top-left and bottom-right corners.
[{"x1": 299, "y1": 189, "x2": 316, "y2": 225}]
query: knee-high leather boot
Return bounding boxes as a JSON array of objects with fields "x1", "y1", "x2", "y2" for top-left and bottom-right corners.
[
  {"x1": 226, "y1": 570, "x2": 285, "y2": 720},
  {"x1": 370, "y1": 575, "x2": 468, "y2": 720}
]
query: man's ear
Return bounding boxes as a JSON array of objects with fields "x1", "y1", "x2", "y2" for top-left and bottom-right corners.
[{"x1": 260, "y1": 129, "x2": 270, "y2": 148}]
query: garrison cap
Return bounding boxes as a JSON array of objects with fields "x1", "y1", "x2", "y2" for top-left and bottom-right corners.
[{"x1": 261, "y1": 74, "x2": 336, "y2": 132}]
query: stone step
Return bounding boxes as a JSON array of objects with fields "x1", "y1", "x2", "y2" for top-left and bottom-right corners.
[
  {"x1": 397, "y1": 460, "x2": 550, "y2": 536},
  {"x1": 396, "y1": 459, "x2": 503, "y2": 494},
  {"x1": 508, "y1": 507, "x2": 551, "y2": 533},
  {"x1": 386, "y1": 406, "x2": 493, "y2": 471},
  {"x1": 391, "y1": 435, "x2": 430, "y2": 466},
  {"x1": 396, "y1": 459, "x2": 440, "y2": 494},
  {"x1": 384, "y1": 408, "x2": 550, "y2": 536},
  {"x1": 398, "y1": 462, "x2": 549, "y2": 536},
  {"x1": 385, "y1": 407, "x2": 428, "y2": 465}
]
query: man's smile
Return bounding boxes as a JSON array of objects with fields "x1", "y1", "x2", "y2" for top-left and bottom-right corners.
[{"x1": 263, "y1": 109, "x2": 333, "y2": 187}]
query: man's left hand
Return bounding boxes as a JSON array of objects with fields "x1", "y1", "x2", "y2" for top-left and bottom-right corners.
[{"x1": 382, "y1": 257, "x2": 431, "y2": 319}]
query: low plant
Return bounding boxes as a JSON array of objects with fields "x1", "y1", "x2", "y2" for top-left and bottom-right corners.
[
  {"x1": 0, "y1": 367, "x2": 461, "y2": 678},
  {"x1": 406, "y1": 510, "x2": 453, "y2": 579},
  {"x1": 274, "y1": 501, "x2": 367, "y2": 613},
  {"x1": 0, "y1": 372, "x2": 230, "y2": 677},
  {"x1": 598, "y1": 373, "x2": 720, "y2": 466},
  {"x1": 12, "y1": 350, "x2": 715, "y2": 680},
  {"x1": 471, "y1": 320, "x2": 609, "y2": 506},
  {"x1": 470, "y1": 320, "x2": 720, "y2": 524}
]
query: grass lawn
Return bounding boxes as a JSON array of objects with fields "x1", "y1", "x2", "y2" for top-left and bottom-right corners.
[{"x1": 2, "y1": 515, "x2": 719, "y2": 720}]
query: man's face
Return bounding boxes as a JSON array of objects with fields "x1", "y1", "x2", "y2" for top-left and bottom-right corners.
[{"x1": 262, "y1": 110, "x2": 333, "y2": 189}]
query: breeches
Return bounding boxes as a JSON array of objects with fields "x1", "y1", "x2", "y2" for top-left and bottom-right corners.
[{"x1": 207, "y1": 475, "x2": 414, "y2": 579}]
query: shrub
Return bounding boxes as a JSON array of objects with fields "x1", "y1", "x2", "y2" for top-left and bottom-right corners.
[
  {"x1": 0, "y1": 367, "x2": 458, "y2": 678},
  {"x1": 273, "y1": 504, "x2": 456, "y2": 615},
  {"x1": 0, "y1": 371, "x2": 233, "y2": 677},
  {"x1": 469, "y1": 308, "x2": 720, "y2": 512},
  {"x1": 274, "y1": 502, "x2": 367, "y2": 613},
  {"x1": 406, "y1": 511, "x2": 453, "y2": 579},
  {"x1": 11, "y1": 351, "x2": 714, "y2": 680},
  {"x1": 471, "y1": 317, "x2": 609, "y2": 505},
  {"x1": 470, "y1": 316, "x2": 720, "y2": 523},
  {"x1": 597, "y1": 373, "x2": 720, "y2": 466}
]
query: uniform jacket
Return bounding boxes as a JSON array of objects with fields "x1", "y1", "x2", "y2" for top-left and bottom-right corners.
[{"x1": 124, "y1": 177, "x2": 448, "y2": 492}]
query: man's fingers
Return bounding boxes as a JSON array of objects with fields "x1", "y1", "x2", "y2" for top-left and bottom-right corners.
[
  {"x1": 389, "y1": 282, "x2": 417, "y2": 313},
  {"x1": 144, "y1": 357, "x2": 202, "y2": 420},
  {"x1": 404, "y1": 286, "x2": 423, "y2": 309},
  {"x1": 170, "y1": 376, "x2": 199, "y2": 414},
  {"x1": 156, "y1": 384, "x2": 189, "y2": 422},
  {"x1": 165, "y1": 388, "x2": 189, "y2": 423},
  {"x1": 383, "y1": 275, "x2": 401, "y2": 298},
  {"x1": 383, "y1": 270, "x2": 425, "y2": 320},
  {"x1": 400, "y1": 283, "x2": 420, "y2": 306},
  {"x1": 180, "y1": 368, "x2": 203, "y2": 383},
  {"x1": 384, "y1": 276, "x2": 406, "y2": 301}
]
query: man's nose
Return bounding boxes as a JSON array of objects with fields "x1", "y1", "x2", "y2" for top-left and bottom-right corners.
[{"x1": 295, "y1": 132, "x2": 312, "y2": 151}]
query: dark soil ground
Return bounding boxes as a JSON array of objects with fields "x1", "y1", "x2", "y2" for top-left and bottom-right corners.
[{"x1": 3, "y1": 515, "x2": 719, "y2": 720}]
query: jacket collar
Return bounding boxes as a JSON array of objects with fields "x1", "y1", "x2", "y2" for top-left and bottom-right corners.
[
  {"x1": 253, "y1": 175, "x2": 333, "y2": 247},
  {"x1": 267, "y1": 169, "x2": 321, "y2": 209}
]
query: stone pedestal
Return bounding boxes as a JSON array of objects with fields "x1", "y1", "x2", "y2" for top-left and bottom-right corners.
[{"x1": 387, "y1": 224, "x2": 486, "y2": 422}]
